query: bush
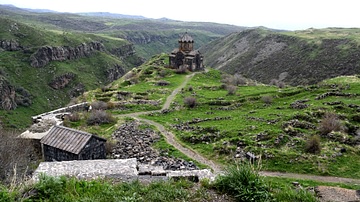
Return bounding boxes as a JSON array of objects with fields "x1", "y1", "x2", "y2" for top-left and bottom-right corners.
[
  {"x1": 226, "y1": 85, "x2": 237, "y2": 95},
  {"x1": 157, "y1": 80, "x2": 170, "y2": 86},
  {"x1": 65, "y1": 112, "x2": 80, "y2": 122},
  {"x1": 214, "y1": 162, "x2": 272, "y2": 202},
  {"x1": 184, "y1": 97, "x2": 197, "y2": 108},
  {"x1": 305, "y1": 135, "x2": 321, "y2": 154},
  {"x1": 91, "y1": 101, "x2": 108, "y2": 110},
  {"x1": 87, "y1": 110, "x2": 115, "y2": 125},
  {"x1": 233, "y1": 74, "x2": 247, "y2": 86},
  {"x1": 158, "y1": 70, "x2": 168, "y2": 77},
  {"x1": 318, "y1": 112, "x2": 344, "y2": 135},
  {"x1": 277, "y1": 81, "x2": 286, "y2": 88},
  {"x1": 261, "y1": 95, "x2": 273, "y2": 105}
]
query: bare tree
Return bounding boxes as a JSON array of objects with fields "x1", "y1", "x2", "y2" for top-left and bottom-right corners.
[{"x1": 0, "y1": 130, "x2": 38, "y2": 185}]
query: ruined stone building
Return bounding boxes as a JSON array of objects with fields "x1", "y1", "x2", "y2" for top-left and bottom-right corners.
[
  {"x1": 169, "y1": 32, "x2": 204, "y2": 71},
  {"x1": 40, "y1": 125, "x2": 106, "y2": 161}
]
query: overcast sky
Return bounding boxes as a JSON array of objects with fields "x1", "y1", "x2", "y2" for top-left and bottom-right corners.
[{"x1": 1, "y1": 0, "x2": 360, "y2": 30}]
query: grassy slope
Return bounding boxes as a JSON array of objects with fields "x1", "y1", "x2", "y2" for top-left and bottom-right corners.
[
  {"x1": 140, "y1": 68, "x2": 360, "y2": 178},
  {"x1": 201, "y1": 28, "x2": 360, "y2": 85},
  {"x1": 78, "y1": 55, "x2": 360, "y2": 179},
  {"x1": 0, "y1": 5, "x2": 245, "y2": 60},
  {"x1": 0, "y1": 17, "x2": 137, "y2": 129}
]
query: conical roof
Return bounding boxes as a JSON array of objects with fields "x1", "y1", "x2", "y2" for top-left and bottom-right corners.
[{"x1": 178, "y1": 32, "x2": 194, "y2": 43}]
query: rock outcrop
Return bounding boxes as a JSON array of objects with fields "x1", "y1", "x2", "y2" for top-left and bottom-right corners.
[
  {"x1": 106, "y1": 64, "x2": 126, "y2": 82},
  {"x1": 0, "y1": 76, "x2": 17, "y2": 110},
  {"x1": 0, "y1": 40, "x2": 22, "y2": 51},
  {"x1": 110, "y1": 44, "x2": 136, "y2": 57},
  {"x1": 30, "y1": 42, "x2": 105, "y2": 67},
  {"x1": 49, "y1": 73, "x2": 76, "y2": 90}
]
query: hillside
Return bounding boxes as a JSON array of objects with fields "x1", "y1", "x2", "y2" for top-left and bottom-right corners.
[
  {"x1": 0, "y1": 4, "x2": 246, "y2": 59},
  {"x1": 201, "y1": 28, "x2": 360, "y2": 85},
  {"x1": 0, "y1": 17, "x2": 142, "y2": 129},
  {"x1": 69, "y1": 54, "x2": 360, "y2": 180}
]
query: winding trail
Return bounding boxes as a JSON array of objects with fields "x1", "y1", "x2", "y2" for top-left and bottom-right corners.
[{"x1": 115, "y1": 71, "x2": 360, "y2": 184}]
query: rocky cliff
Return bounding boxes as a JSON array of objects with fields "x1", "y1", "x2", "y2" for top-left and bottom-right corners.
[
  {"x1": 201, "y1": 28, "x2": 360, "y2": 85},
  {"x1": 0, "y1": 76, "x2": 16, "y2": 110},
  {"x1": 0, "y1": 40, "x2": 22, "y2": 51},
  {"x1": 30, "y1": 42, "x2": 105, "y2": 67}
]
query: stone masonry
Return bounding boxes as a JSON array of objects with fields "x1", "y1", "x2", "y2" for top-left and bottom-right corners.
[{"x1": 32, "y1": 158, "x2": 215, "y2": 183}]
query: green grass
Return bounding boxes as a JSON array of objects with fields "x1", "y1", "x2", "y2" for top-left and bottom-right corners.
[
  {"x1": 3, "y1": 175, "x2": 209, "y2": 202},
  {"x1": 141, "y1": 68, "x2": 360, "y2": 178}
]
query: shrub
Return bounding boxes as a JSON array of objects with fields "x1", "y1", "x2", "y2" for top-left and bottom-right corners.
[
  {"x1": 158, "y1": 69, "x2": 168, "y2": 77},
  {"x1": 305, "y1": 135, "x2": 321, "y2": 154},
  {"x1": 233, "y1": 74, "x2": 247, "y2": 86},
  {"x1": 261, "y1": 95, "x2": 273, "y2": 105},
  {"x1": 188, "y1": 86, "x2": 193, "y2": 92},
  {"x1": 64, "y1": 112, "x2": 80, "y2": 122},
  {"x1": 226, "y1": 85, "x2": 237, "y2": 95},
  {"x1": 91, "y1": 101, "x2": 108, "y2": 110},
  {"x1": 318, "y1": 112, "x2": 344, "y2": 135},
  {"x1": 214, "y1": 162, "x2": 272, "y2": 202},
  {"x1": 106, "y1": 101, "x2": 116, "y2": 109},
  {"x1": 277, "y1": 81, "x2": 286, "y2": 88},
  {"x1": 87, "y1": 110, "x2": 115, "y2": 125},
  {"x1": 184, "y1": 97, "x2": 197, "y2": 108},
  {"x1": 157, "y1": 80, "x2": 170, "y2": 86}
]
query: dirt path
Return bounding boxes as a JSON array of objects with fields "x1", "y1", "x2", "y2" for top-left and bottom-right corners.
[
  {"x1": 259, "y1": 171, "x2": 360, "y2": 184},
  {"x1": 115, "y1": 72, "x2": 223, "y2": 172},
  {"x1": 115, "y1": 71, "x2": 360, "y2": 184},
  {"x1": 162, "y1": 73, "x2": 195, "y2": 110}
]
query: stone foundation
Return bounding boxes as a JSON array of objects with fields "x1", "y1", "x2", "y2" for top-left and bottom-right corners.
[{"x1": 32, "y1": 158, "x2": 215, "y2": 183}]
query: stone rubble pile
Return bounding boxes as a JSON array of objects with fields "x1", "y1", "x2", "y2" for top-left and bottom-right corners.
[{"x1": 111, "y1": 121, "x2": 198, "y2": 171}]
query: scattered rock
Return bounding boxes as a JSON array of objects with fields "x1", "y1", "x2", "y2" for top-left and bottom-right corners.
[
  {"x1": 290, "y1": 99, "x2": 309, "y2": 109},
  {"x1": 111, "y1": 121, "x2": 198, "y2": 171}
]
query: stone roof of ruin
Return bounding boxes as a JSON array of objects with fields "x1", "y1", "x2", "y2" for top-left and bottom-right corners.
[
  {"x1": 40, "y1": 125, "x2": 106, "y2": 154},
  {"x1": 178, "y1": 32, "x2": 194, "y2": 43}
]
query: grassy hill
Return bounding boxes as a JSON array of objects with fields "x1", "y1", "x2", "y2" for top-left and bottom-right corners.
[
  {"x1": 72, "y1": 54, "x2": 360, "y2": 179},
  {"x1": 0, "y1": 17, "x2": 141, "y2": 129},
  {"x1": 201, "y1": 28, "x2": 360, "y2": 86},
  {"x1": 0, "y1": 5, "x2": 246, "y2": 60}
]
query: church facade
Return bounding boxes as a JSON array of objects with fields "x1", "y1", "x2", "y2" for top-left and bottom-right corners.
[{"x1": 169, "y1": 32, "x2": 204, "y2": 71}]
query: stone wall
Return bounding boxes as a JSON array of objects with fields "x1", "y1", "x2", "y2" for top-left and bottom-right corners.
[
  {"x1": 32, "y1": 158, "x2": 215, "y2": 182},
  {"x1": 32, "y1": 102, "x2": 89, "y2": 123}
]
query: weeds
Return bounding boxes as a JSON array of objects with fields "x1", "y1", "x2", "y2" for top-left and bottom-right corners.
[{"x1": 214, "y1": 162, "x2": 272, "y2": 202}]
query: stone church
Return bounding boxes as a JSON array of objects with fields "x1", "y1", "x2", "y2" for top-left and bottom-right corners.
[{"x1": 169, "y1": 32, "x2": 204, "y2": 71}]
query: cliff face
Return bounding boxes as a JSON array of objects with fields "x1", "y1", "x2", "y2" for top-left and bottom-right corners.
[
  {"x1": 106, "y1": 64, "x2": 126, "y2": 82},
  {"x1": 30, "y1": 42, "x2": 105, "y2": 67},
  {"x1": 0, "y1": 40, "x2": 22, "y2": 51},
  {"x1": 0, "y1": 76, "x2": 16, "y2": 110},
  {"x1": 201, "y1": 29, "x2": 360, "y2": 85}
]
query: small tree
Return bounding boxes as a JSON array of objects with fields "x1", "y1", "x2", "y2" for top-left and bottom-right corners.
[
  {"x1": 305, "y1": 135, "x2": 321, "y2": 154},
  {"x1": 184, "y1": 96, "x2": 197, "y2": 108}
]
